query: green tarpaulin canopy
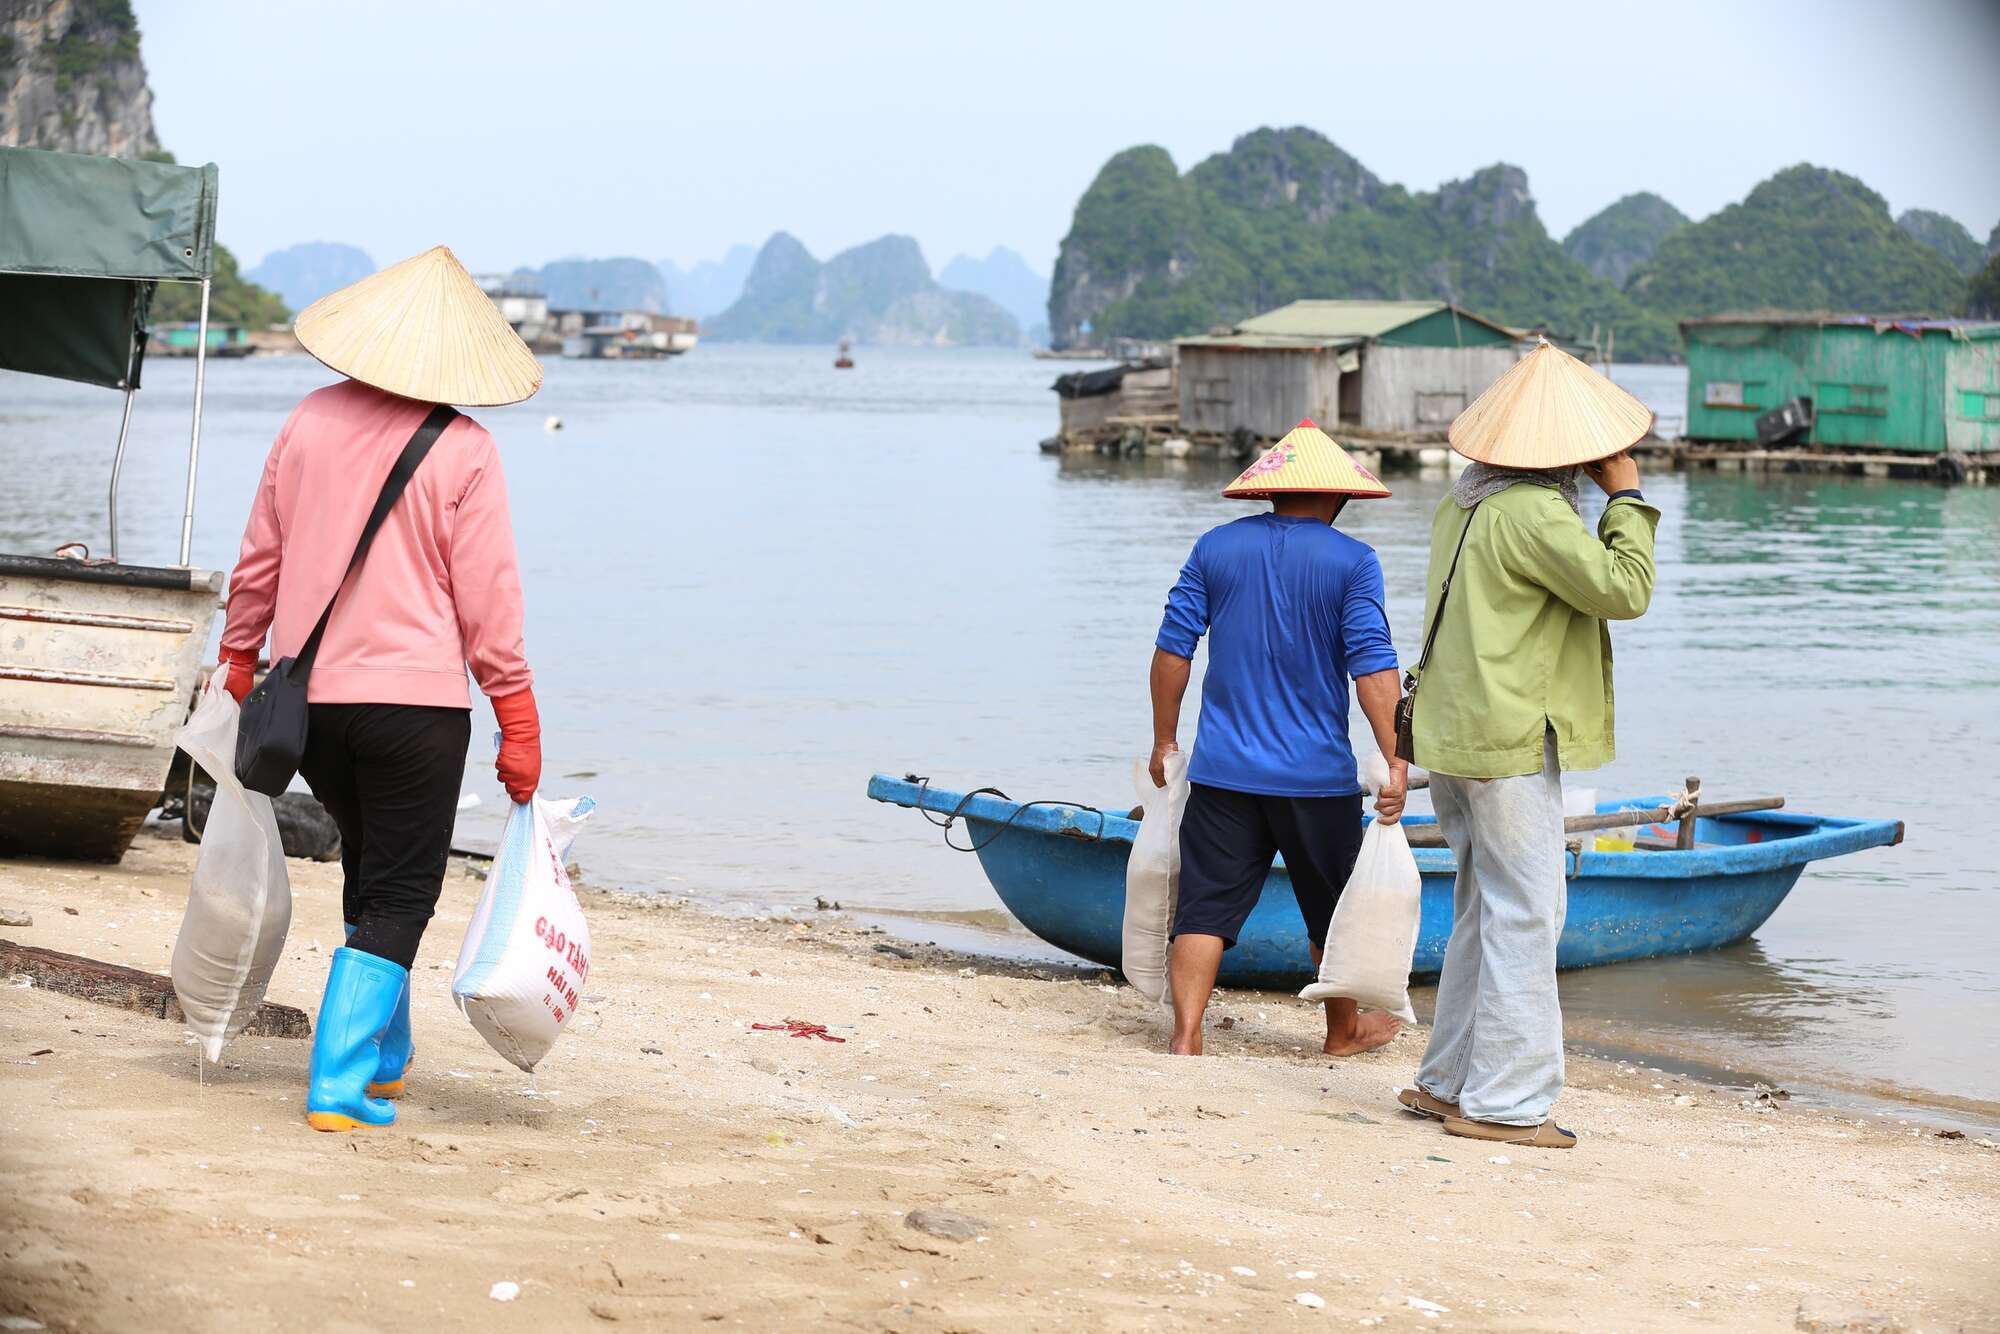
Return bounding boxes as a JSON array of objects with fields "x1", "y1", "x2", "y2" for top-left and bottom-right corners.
[{"x1": 0, "y1": 146, "x2": 218, "y2": 390}]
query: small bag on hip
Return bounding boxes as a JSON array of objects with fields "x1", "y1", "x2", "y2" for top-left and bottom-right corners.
[
  {"x1": 233, "y1": 406, "x2": 457, "y2": 796},
  {"x1": 1395, "y1": 501, "x2": 1480, "y2": 766}
]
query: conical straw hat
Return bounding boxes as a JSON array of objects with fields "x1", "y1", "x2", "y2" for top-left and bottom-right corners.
[
  {"x1": 1222, "y1": 419, "x2": 1391, "y2": 500},
  {"x1": 293, "y1": 246, "x2": 543, "y2": 406},
  {"x1": 1448, "y1": 338, "x2": 1651, "y2": 468}
]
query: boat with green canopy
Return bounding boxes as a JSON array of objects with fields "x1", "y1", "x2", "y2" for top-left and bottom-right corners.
[{"x1": 0, "y1": 145, "x2": 227, "y2": 860}]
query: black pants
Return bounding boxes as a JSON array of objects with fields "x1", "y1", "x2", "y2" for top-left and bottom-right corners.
[
  {"x1": 298, "y1": 703, "x2": 470, "y2": 970},
  {"x1": 1172, "y1": 783, "x2": 1364, "y2": 949}
]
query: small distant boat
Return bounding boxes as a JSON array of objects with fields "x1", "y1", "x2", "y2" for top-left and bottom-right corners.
[
  {"x1": 834, "y1": 339, "x2": 854, "y2": 370},
  {"x1": 866, "y1": 773, "x2": 1904, "y2": 989}
]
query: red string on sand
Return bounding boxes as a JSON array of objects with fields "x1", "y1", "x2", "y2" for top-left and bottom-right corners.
[{"x1": 751, "y1": 1019, "x2": 847, "y2": 1043}]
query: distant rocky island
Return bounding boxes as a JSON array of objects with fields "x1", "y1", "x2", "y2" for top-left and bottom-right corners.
[
  {"x1": 938, "y1": 247, "x2": 1050, "y2": 344},
  {"x1": 704, "y1": 233, "x2": 1023, "y2": 346},
  {"x1": 1624, "y1": 166, "x2": 1967, "y2": 322},
  {"x1": 248, "y1": 242, "x2": 376, "y2": 313},
  {"x1": 1562, "y1": 193, "x2": 1688, "y2": 288},
  {"x1": 1048, "y1": 127, "x2": 1992, "y2": 360},
  {"x1": 1895, "y1": 209, "x2": 1987, "y2": 276},
  {"x1": 516, "y1": 257, "x2": 669, "y2": 313},
  {"x1": 658, "y1": 246, "x2": 758, "y2": 321}
]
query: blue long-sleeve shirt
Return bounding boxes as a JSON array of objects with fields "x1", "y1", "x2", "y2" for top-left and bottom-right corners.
[{"x1": 1157, "y1": 514, "x2": 1398, "y2": 797}]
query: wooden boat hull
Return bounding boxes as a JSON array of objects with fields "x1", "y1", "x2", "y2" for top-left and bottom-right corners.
[
  {"x1": 867, "y1": 775, "x2": 1904, "y2": 990},
  {"x1": 0, "y1": 555, "x2": 222, "y2": 861}
]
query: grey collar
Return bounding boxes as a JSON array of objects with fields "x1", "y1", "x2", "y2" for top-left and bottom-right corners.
[{"x1": 1452, "y1": 460, "x2": 1582, "y2": 514}]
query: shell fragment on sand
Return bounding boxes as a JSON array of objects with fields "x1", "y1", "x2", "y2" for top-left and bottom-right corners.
[{"x1": 903, "y1": 1208, "x2": 989, "y2": 1242}]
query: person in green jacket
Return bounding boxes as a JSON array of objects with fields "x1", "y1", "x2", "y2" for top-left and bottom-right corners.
[{"x1": 1395, "y1": 341, "x2": 1661, "y2": 1150}]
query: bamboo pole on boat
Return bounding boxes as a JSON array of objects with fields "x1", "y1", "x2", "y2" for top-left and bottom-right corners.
[
  {"x1": 1677, "y1": 776, "x2": 1702, "y2": 850},
  {"x1": 1401, "y1": 793, "x2": 1784, "y2": 850}
]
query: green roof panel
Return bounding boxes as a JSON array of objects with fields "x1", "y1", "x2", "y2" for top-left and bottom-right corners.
[{"x1": 1179, "y1": 299, "x2": 1520, "y2": 350}]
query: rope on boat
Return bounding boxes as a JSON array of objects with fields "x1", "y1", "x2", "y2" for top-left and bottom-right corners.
[{"x1": 905, "y1": 774, "x2": 1108, "y2": 854}]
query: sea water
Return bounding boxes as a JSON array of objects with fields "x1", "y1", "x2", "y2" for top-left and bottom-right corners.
[{"x1": 5, "y1": 348, "x2": 1995, "y2": 1125}]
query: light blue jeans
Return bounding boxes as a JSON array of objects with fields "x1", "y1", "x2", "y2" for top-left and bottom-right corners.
[{"x1": 1416, "y1": 731, "x2": 1568, "y2": 1125}]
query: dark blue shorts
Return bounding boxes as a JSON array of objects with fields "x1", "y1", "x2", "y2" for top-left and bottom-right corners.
[{"x1": 1172, "y1": 783, "x2": 1364, "y2": 950}]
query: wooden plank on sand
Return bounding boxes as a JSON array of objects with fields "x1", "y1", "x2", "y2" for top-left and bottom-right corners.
[{"x1": 0, "y1": 938, "x2": 311, "y2": 1038}]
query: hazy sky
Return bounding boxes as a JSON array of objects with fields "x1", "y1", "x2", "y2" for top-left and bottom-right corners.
[{"x1": 136, "y1": 0, "x2": 2000, "y2": 280}]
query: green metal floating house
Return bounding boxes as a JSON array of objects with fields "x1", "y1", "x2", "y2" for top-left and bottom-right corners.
[
  {"x1": 1681, "y1": 313, "x2": 2000, "y2": 454},
  {"x1": 1174, "y1": 300, "x2": 1521, "y2": 438}
]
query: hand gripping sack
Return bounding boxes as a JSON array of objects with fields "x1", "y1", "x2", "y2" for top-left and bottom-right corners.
[
  {"x1": 452, "y1": 795, "x2": 595, "y2": 1071},
  {"x1": 1120, "y1": 750, "x2": 1189, "y2": 1006},
  {"x1": 171, "y1": 678, "x2": 294, "y2": 1062},
  {"x1": 1298, "y1": 752, "x2": 1420, "y2": 1024}
]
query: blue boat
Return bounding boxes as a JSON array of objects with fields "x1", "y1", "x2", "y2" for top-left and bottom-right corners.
[{"x1": 866, "y1": 773, "x2": 1904, "y2": 990}]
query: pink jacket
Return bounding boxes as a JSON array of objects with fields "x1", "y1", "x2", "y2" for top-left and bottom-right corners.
[{"x1": 222, "y1": 379, "x2": 533, "y2": 707}]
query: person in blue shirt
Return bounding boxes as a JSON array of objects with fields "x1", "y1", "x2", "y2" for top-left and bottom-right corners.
[{"x1": 1149, "y1": 420, "x2": 1409, "y2": 1058}]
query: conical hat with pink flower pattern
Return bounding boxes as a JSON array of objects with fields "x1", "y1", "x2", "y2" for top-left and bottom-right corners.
[{"x1": 1222, "y1": 419, "x2": 1391, "y2": 500}]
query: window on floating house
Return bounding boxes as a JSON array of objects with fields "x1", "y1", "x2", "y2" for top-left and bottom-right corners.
[
  {"x1": 1958, "y1": 389, "x2": 2000, "y2": 421},
  {"x1": 1703, "y1": 380, "x2": 1762, "y2": 408}
]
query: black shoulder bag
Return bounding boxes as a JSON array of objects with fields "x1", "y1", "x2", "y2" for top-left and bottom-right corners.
[
  {"x1": 1394, "y1": 500, "x2": 1481, "y2": 764},
  {"x1": 234, "y1": 405, "x2": 458, "y2": 796}
]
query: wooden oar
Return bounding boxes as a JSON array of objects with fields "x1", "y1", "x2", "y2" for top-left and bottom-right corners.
[{"x1": 1400, "y1": 791, "x2": 1784, "y2": 850}]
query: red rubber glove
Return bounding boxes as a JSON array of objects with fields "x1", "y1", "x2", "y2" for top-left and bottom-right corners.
[
  {"x1": 491, "y1": 687, "x2": 542, "y2": 805},
  {"x1": 218, "y1": 646, "x2": 259, "y2": 703}
]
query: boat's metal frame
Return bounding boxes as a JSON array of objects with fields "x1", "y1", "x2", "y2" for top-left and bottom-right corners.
[
  {"x1": 867, "y1": 774, "x2": 1906, "y2": 990},
  {"x1": 1, "y1": 154, "x2": 222, "y2": 861},
  {"x1": 92, "y1": 272, "x2": 213, "y2": 566}
]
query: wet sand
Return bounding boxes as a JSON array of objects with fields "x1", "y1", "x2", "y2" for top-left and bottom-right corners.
[{"x1": 3, "y1": 833, "x2": 1998, "y2": 1332}]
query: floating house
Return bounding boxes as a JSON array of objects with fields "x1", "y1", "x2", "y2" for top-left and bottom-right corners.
[
  {"x1": 151, "y1": 322, "x2": 251, "y2": 357},
  {"x1": 1051, "y1": 358, "x2": 1177, "y2": 441},
  {"x1": 477, "y1": 274, "x2": 554, "y2": 349},
  {"x1": 1682, "y1": 314, "x2": 2000, "y2": 454},
  {"x1": 557, "y1": 309, "x2": 698, "y2": 359},
  {"x1": 1173, "y1": 300, "x2": 1520, "y2": 438}
]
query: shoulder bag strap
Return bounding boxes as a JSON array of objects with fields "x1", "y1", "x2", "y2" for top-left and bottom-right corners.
[
  {"x1": 290, "y1": 404, "x2": 458, "y2": 678},
  {"x1": 1407, "y1": 499, "x2": 1482, "y2": 686}
]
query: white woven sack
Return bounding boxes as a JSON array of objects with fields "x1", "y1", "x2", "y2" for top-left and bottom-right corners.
[
  {"x1": 1120, "y1": 750, "x2": 1189, "y2": 1006},
  {"x1": 1298, "y1": 752, "x2": 1420, "y2": 1023},
  {"x1": 170, "y1": 678, "x2": 293, "y2": 1062},
  {"x1": 452, "y1": 795, "x2": 595, "y2": 1071}
]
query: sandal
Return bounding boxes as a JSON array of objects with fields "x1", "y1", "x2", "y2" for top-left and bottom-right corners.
[
  {"x1": 1442, "y1": 1116, "x2": 1577, "y2": 1150},
  {"x1": 1396, "y1": 1087, "x2": 1460, "y2": 1121}
]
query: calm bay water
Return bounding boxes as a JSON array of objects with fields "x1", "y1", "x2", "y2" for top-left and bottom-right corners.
[{"x1": 4, "y1": 347, "x2": 1996, "y2": 1124}]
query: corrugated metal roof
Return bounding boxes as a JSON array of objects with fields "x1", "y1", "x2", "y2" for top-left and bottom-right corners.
[
  {"x1": 1175, "y1": 299, "x2": 1521, "y2": 349},
  {"x1": 1237, "y1": 300, "x2": 1449, "y2": 339},
  {"x1": 1682, "y1": 311, "x2": 2000, "y2": 342},
  {"x1": 1175, "y1": 332, "x2": 1363, "y2": 351}
]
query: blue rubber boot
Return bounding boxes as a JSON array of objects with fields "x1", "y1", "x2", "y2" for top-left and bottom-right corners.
[
  {"x1": 345, "y1": 924, "x2": 414, "y2": 1098},
  {"x1": 306, "y1": 947, "x2": 406, "y2": 1132}
]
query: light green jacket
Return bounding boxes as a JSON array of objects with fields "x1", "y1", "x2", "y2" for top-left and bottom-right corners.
[{"x1": 1410, "y1": 483, "x2": 1659, "y2": 779}]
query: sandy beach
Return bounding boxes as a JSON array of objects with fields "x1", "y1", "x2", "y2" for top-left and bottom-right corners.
[{"x1": 2, "y1": 831, "x2": 1997, "y2": 1333}]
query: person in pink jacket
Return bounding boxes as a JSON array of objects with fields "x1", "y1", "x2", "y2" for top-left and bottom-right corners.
[{"x1": 214, "y1": 246, "x2": 546, "y2": 1132}]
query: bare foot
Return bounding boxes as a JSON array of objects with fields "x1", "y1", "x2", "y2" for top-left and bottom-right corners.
[
  {"x1": 1322, "y1": 1011, "x2": 1400, "y2": 1057},
  {"x1": 1169, "y1": 1031, "x2": 1203, "y2": 1056}
]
